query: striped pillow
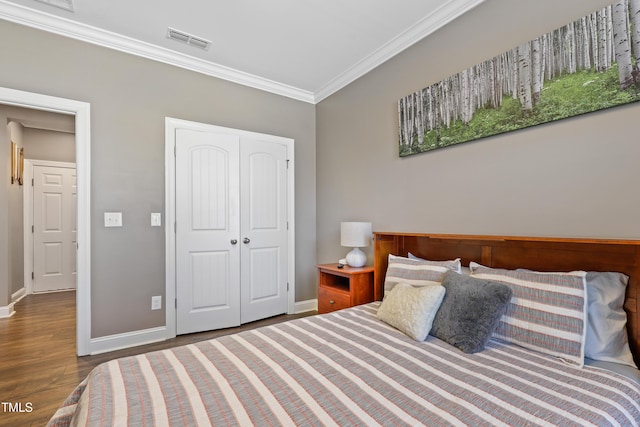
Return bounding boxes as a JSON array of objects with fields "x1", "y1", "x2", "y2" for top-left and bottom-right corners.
[
  {"x1": 470, "y1": 262, "x2": 588, "y2": 367},
  {"x1": 384, "y1": 254, "x2": 461, "y2": 295}
]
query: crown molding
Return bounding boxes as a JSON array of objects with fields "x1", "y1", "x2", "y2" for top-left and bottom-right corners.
[
  {"x1": 313, "y1": 0, "x2": 486, "y2": 103},
  {"x1": 0, "y1": 0, "x2": 484, "y2": 105},
  {"x1": 0, "y1": 1, "x2": 315, "y2": 103}
]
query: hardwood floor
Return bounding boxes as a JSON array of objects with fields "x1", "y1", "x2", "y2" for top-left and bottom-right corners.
[{"x1": 0, "y1": 291, "x2": 315, "y2": 426}]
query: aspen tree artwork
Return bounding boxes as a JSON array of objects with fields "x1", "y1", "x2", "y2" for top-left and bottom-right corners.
[{"x1": 398, "y1": 0, "x2": 640, "y2": 157}]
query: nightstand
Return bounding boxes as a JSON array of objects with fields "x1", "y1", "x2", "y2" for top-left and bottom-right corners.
[{"x1": 316, "y1": 263, "x2": 374, "y2": 314}]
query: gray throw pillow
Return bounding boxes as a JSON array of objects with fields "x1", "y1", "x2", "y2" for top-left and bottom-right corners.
[{"x1": 430, "y1": 271, "x2": 512, "y2": 353}]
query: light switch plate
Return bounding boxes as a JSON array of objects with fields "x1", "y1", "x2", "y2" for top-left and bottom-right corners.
[
  {"x1": 151, "y1": 296, "x2": 162, "y2": 310},
  {"x1": 151, "y1": 212, "x2": 162, "y2": 227},
  {"x1": 104, "y1": 212, "x2": 123, "y2": 227}
]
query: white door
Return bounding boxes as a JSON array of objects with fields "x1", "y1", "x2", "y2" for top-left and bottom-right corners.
[
  {"x1": 176, "y1": 129, "x2": 241, "y2": 334},
  {"x1": 175, "y1": 128, "x2": 289, "y2": 334},
  {"x1": 33, "y1": 165, "x2": 77, "y2": 292},
  {"x1": 240, "y1": 139, "x2": 288, "y2": 323}
]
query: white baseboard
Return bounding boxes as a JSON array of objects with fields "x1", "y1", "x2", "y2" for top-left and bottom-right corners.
[
  {"x1": 12, "y1": 287, "x2": 26, "y2": 303},
  {"x1": 294, "y1": 298, "x2": 317, "y2": 314},
  {"x1": 88, "y1": 301, "x2": 316, "y2": 356},
  {"x1": 0, "y1": 288, "x2": 26, "y2": 318},
  {"x1": 0, "y1": 304, "x2": 15, "y2": 318},
  {"x1": 89, "y1": 326, "x2": 167, "y2": 355}
]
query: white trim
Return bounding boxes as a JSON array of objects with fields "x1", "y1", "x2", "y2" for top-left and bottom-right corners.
[
  {"x1": 314, "y1": 0, "x2": 486, "y2": 102},
  {"x1": 164, "y1": 119, "x2": 177, "y2": 339},
  {"x1": 0, "y1": 0, "x2": 485, "y2": 104},
  {"x1": 165, "y1": 117, "x2": 296, "y2": 340},
  {"x1": 0, "y1": 288, "x2": 26, "y2": 318},
  {"x1": 0, "y1": 86, "x2": 91, "y2": 356},
  {"x1": 0, "y1": 304, "x2": 15, "y2": 318},
  {"x1": 23, "y1": 159, "x2": 76, "y2": 296},
  {"x1": 89, "y1": 326, "x2": 167, "y2": 355},
  {"x1": 0, "y1": 1, "x2": 314, "y2": 104},
  {"x1": 12, "y1": 286, "x2": 26, "y2": 303},
  {"x1": 294, "y1": 299, "x2": 317, "y2": 314}
]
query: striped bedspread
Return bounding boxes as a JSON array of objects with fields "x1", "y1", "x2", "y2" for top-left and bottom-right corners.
[{"x1": 48, "y1": 303, "x2": 640, "y2": 426}]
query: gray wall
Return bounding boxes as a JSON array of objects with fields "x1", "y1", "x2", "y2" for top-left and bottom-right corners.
[
  {"x1": 24, "y1": 128, "x2": 75, "y2": 163},
  {"x1": 316, "y1": 0, "x2": 640, "y2": 264},
  {"x1": 0, "y1": 21, "x2": 316, "y2": 337}
]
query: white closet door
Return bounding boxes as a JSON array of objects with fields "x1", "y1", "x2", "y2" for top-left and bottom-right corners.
[
  {"x1": 240, "y1": 139, "x2": 288, "y2": 323},
  {"x1": 33, "y1": 165, "x2": 77, "y2": 292},
  {"x1": 176, "y1": 129, "x2": 241, "y2": 334}
]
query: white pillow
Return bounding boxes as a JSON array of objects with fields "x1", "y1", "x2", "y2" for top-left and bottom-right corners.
[
  {"x1": 584, "y1": 271, "x2": 637, "y2": 368},
  {"x1": 377, "y1": 282, "x2": 445, "y2": 341}
]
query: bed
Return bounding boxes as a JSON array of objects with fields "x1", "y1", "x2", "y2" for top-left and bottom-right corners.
[{"x1": 48, "y1": 233, "x2": 640, "y2": 426}]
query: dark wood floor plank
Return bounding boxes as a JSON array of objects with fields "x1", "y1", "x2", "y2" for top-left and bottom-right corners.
[{"x1": 0, "y1": 291, "x2": 314, "y2": 426}]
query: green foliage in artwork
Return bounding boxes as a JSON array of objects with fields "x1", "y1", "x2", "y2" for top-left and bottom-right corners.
[{"x1": 403, "y1": 65, "x2": 639, "y2": 156}]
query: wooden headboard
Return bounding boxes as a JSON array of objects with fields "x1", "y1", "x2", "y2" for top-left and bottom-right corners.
[{"x1": 374, "y1": 232, "x2": 640, "y2": 365}]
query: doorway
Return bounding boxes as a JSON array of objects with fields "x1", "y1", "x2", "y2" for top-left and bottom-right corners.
[{"x1": 0, "y1": 87, "x2": 91, "y2": 356}]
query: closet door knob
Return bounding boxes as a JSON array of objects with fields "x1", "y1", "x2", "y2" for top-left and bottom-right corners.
[
  {"x1": 243, "y1": 238, "x2": 250, "y2": 244},
  {"x1": 230, "y1": 239, "x2": 238, "y2": 245}
]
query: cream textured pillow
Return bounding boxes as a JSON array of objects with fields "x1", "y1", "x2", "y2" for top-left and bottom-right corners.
[{"x1": 377, "y1": 282, "x2": 446, "y2": 341}]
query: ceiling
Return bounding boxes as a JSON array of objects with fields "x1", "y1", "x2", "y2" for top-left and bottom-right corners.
[{"x1": 0, "y1": 0, "x2": 485, "y2": 103}]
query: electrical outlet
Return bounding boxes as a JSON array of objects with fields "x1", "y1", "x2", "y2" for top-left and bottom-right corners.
[{"x1": 151, "y1": 296, "x2": 162, "y2": 310}]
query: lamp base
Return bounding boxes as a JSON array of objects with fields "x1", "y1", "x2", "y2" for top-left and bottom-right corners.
[{"x1": 345, "y1": 247, "x2": 367, "y2": 267}]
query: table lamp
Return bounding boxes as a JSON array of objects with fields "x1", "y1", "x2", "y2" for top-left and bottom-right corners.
[{"x1": 340, "y1": 222, "x2": 372, "y2": 267}]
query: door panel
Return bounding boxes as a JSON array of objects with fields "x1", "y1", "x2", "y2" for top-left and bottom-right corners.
[
  {"x1": 176, "y1": 129, "x2": 241, "y2": 334},
  {"x1": 240, "y1": 140, "x2": 288, "y2": 324},
  {"x1": 190, "y1": 251, "x2": 230, "y2": 308},
  {"x1": 33, "y1": 165, "x2": 76, "y2": 292}
]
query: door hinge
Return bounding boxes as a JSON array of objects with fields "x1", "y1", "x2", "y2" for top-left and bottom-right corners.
[
  {"x1": 175, "y1": 298, "x2": 177, "y2": 309},
  {"x1": 32, "y1": 272, "x2": 34, "y2": 280},
  {"x1": 287, "y1": 282, "x2": 289, "y2": 292},
  {"x1": 31, "y1": 225, "x2": 34, "y2": 233},
  {"x1": 286, "y1": 159, "x2": 290, "y2": 169},
  {"x1": 31, "y1": 178, "x2": 34, "y2": 186}
]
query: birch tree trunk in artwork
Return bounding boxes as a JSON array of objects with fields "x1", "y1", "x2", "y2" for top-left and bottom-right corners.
[
  {"x1": 434, "y1": 84, "x2": 442, "y2": 146},
  {"x1": 580, "y1": 17, "x2": 591, "y2": 70},
  {"x1": 397, "y1": 101, "x2": 403, "y2": 149},
  {"x1": 589, "y1": 13, "x2": 600, "y2": 71},
  {"x1": 598, "y1": 9, "x2": 610, "y2": 71},
  {"x1": 401, "y1": 97, "x2": 414, "y2": 151},
  {"x1": 613, "y1": 0, "x2": 633, "y2": 89},
  {"x1": 511, "y1": 49, "x2": 519, "y2": 100},
  {"x1": 416, "y1": 91, "x2": 424, "y2": 146},
  {"x1": 630, "y1": 0, "x2": 640, "y2": 61},
  {"x1": 460, "y1": 68, "x2": 471, "y2": 124},
  {"x1": 518, "y1": 42, "x2": 533, "y2": 111},
  {"x1": 531, "y1": 38, "x2": 542, "y2": 105},
  {"x1": 566, "y1": 22, "x2": 577, "y2": 74}
]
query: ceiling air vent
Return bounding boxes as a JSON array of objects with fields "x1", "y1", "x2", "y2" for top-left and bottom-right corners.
[
  {"x1": 167, "y1": 27, "x2": 211, "y2": 51},
  {"x1": 32, "y1": 0, "x2": 74, "y2": 12}
]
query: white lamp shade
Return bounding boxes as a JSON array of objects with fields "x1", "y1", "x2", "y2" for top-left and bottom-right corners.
[{"x1": 340, "y1": 222, "x2": 372, "y2": 248}]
